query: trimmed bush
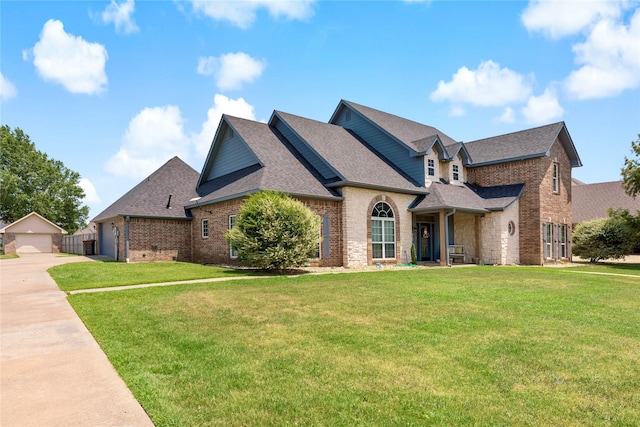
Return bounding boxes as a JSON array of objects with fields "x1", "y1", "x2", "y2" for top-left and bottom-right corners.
[
  {"x1": 572, "y1": 217, "x2": 635, "y2": 263},
  {"x1": 225, "y1": 191, "x2": 321, "y2": 270}
]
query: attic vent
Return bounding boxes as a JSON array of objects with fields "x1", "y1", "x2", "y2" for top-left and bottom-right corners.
[{"x1": 345, "y1": 110, "x2": 351, "y2": 121}]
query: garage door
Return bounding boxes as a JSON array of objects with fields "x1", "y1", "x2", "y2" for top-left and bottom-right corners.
[{"x1": 16, "y1": 234, "x2": 53, "y2": 253}]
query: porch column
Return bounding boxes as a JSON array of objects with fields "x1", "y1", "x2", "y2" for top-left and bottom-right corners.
[
  {"x1": 475, "y1": 215, "x2": 482, "y2": 263},
  {"x1": 439, "y1": 210, "x2": 447, "y2": 266}
]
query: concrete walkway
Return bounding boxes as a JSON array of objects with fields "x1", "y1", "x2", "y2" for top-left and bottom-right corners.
[{"x1": 0, "y1": 254, "x2": 153, "y2": 427}]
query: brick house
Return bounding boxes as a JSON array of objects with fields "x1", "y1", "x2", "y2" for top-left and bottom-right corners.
[{"x1": 93, "y1": 100, "x2": 581, "y2": 266}]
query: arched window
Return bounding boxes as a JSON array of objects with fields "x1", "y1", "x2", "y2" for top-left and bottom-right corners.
[{"x1": 371, "y1": 202, "x2": 395, "y2": 259}]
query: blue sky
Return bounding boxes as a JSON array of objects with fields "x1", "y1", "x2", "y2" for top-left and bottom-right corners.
[{"x1": 1, "y1": 0, "x2": 639, "y2": 221}]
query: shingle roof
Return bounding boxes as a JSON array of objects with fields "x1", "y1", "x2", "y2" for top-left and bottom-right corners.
[
  {"x1": 410, "y1": 182, "x2": 524, "y2": 213},
  {"x1": 464, "y1": 122, "x2": 581, "y2": 167},
  {"x1": 339, "y1": 100, "x2": 460, "y2": 155},
  {"x1": 572, "y1": 180, "x2": 640, "y2": 223},
  {"x1": 93, "y1": 156, "x2": 200, "y2": 222},
  {"x1": 196, "y1": 116, "x2": 339, "y2": 205},
  {"x1": 274, "y1": 111, "x2": 425, "y2": 194}
]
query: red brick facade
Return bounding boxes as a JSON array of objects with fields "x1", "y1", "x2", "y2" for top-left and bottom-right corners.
[
  {"x1": 191, "y1": 197, "x2": 343, "y2": 267},
  {"x1": 467, "y1": 138, "x2": 573, "y2": 264},
  {"x1": 109, "y1": 216, "x2": 191, "y2": 262}
]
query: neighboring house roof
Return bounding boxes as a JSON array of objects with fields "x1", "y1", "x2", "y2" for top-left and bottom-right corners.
[
  {"x1": 73, "y1": 223, "x2": 96, "y2": 235},
  {"x1": 195, "y1": 116, "x2": 340, "y2": 206},
  {"x1": 273, "y1": 111, "x2": 426, "y2": 194},
  {"x1": 464, "y1": 122, "x2": 582, "y2": 167},
  {"x1": 0, "y1": 211, "x2": 66, "y2": 234},
  {"x1": 93, "y1": 156, "x2": 200, "y2": 222},
  {"x1": 572, "y1": 180, "x2": 640, "y2": 223},
  {"x1": 410, "y1": 182, "x2": 524, "y2": 213},
  {"x1": 332, "y1": 100, "x2": 460, "y2": 157}
]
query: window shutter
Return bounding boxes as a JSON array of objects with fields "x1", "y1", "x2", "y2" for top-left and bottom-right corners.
[{"x1": 323, "y1": 214, "x2": 330, "y2": 259}]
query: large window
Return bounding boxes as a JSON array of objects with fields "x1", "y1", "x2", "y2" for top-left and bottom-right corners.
[
  {"x1": 229, "y1": 215, "x2": 238, "y2": 258},
  {"x1": 201, "y1": 219, "x2": 209, "y2": 238},
  {"x1": 552, "y1": 163, "x2": 559, "y2": 193},
  {"x1": 371, "y1": 202, "x2": 395, "y2": 259}
]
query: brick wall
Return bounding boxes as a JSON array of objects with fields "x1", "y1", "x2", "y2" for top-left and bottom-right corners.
[
  {"x1": 3, "y1": 233, "x2": 15, "y2": 254},
  {"x1": 192, "y1": 196, "x2": 343, "y2": 267},
  {"x1": 467, "y1": 138, "x2": 573, "y2": 265},
  {"x1": 127, "y1": 217, "x2": 192, "y2": 262}
]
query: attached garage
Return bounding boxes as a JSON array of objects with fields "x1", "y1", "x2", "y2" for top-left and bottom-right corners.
[{"x1": 0, "y1": 212, "x2": 66, "y2": 255}]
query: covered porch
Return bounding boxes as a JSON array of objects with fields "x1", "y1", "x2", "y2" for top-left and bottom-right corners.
[{"x1": 412, "y1": 210, "x2": 484, "y2": 267}]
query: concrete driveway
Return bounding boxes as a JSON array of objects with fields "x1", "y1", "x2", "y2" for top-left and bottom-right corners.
[{"x1": 1, "y1": 254, "x2": 153, "y2": 426}]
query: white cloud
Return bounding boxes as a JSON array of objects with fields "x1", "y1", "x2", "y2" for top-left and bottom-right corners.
[
  {"x1": 521, "y1": 0, "x2": 623, "y2": 39},
  {"x1": 189, "y1": 0, "x2": 315, "y2": 29},
  {"x1": 197, "y1": 52, "x2": 266, "y2": 91},
  {"x1": 0, "y1": 72, "x2": 17, "y2": 101},
  {"x1": 522, "y1": 1, "x2": 640, "y2": 100},
  {"x1": 565, "y1": 10, "x2": 640, "y2": 99},
  {"x1": 496, "y1": 107, "x2": 516, "y2": 124},
  {"x1": 79, "y1": 178, "x2": 101, "y2": 204},
  {"x1": 521, "y1": 88, "x2": 564, "y2": 125},
  {"x1": 193, "y1": 94, "x2": 256, "y2": 158},
  {"x1": 101, "y1": 0, "x2": 139, "y2": 34},
  {"x1": 105, "y1": 106, "x2": 191, "y2": 179},
  {"x1": 430, "y1": 60, "x2": 533, "y2": 107},
  {"x1": 27, "y1": 19, "x2": 108, "y2": 94},
  {"x1": 104, "y1": 96, "x2": 257, "y2": 178}
]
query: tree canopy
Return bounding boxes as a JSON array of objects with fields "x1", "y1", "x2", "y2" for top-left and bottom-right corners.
[
  {"x1": 572, "y1": 216, "x2": 635, "y2": 263},
  {"x1": 621, "y1": 134, "x2": 640, "y2": 198},
  {"x1": 0, "y1": 125, "x2": 88, "y2": 233},
  {"x1": 225, "y1": 191, "x2": 321, "y2": 270}
]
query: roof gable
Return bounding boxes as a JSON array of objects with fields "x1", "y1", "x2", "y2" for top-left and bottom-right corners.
[
  {"x1": 0, "y1": 212, "x2": 66, "y2": 234},
  {"x1": 199, "y1": 119, "x2": 261, "y2": 183},
  {"x1": 274, "y1": 110, "x2": 424, "y2": 194},
  {"x1": 194, "y1": 116, "x2": 338, "y2": 205},
  {"x1": 331, "y1": 100, "x2": 460, "y2": 156},
  {"x1": 93, "y1": 156, "x2": 199, "y2": 221},
  {"x1": 464, "y1": 122, "x2": 582, "y2": 167}
]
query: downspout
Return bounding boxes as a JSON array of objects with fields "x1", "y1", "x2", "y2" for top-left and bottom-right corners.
[
  {"x1": 125, "y1": 215, "x2": 130, "y2": 263},
  {"x1": 445, "y1": 208, "x2": 456, "y2": 267}
]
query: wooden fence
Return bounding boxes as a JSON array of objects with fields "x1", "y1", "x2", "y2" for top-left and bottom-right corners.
[{"x1": 62, "y1": 233, "x2": 96, "y2": 255}]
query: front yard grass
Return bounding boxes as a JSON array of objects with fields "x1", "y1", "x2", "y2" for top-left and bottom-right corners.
[
  {"x1": 65, "y1": 266, "x2": 640, "y2": 426},
  {"x1": 49, "y1": 261, "x2": 260, "y2": 292}
]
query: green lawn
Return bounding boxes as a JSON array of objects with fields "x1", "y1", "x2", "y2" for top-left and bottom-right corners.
[
  {"x1": 63, "y1": 265, "x2": 640, "y2": 426},
  {"x1": 49, "y1": 261, "x2": 260, "y2": 291}
]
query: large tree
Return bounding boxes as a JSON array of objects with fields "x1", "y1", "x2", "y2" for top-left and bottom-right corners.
[
  {"x1": 621, "y1": 134, "x2": 640, "y2": 198},
  {"x1": 0, "y1": 125, "x2": 88, "y2": 233}
]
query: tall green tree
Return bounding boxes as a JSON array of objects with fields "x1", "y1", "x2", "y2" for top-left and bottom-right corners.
[
  {"x1": 0, "y1": 125, "x2": 88, "y2": 233},
  {"x1": 621, "y1": 134, "x2": 640, "y2": 198}
]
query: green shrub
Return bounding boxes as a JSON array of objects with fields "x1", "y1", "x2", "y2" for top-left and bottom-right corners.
[
  {"x1": 572, "y1": 217, "x2": 635, "y2": 263},
  {"x1": 225, "y1": 191, "x2": 321, "y2": 270}
]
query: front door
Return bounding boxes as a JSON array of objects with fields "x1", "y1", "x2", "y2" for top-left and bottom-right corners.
[{"x1": 417, "y1": 223, "x2": 434, "y2": 261}]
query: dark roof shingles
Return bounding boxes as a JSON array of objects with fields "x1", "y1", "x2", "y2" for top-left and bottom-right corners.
[
  {"x1": 572, "y1": 180, "x2": 640, "y2": 223},
  {"x1": 93, "y1": 156, "x2": 200, "y2": 221}
]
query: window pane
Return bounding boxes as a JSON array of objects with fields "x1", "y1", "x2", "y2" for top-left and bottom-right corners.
[
  {"x1": 383, "y1": 220, "x2": 395, "y2": 242},
  {"x1": 372, "y1": 243, "x2": 383, "y2": 259},
  {"x1": 384, "y1": 243, "x2": 395, "y2": 259},
  {"x1": 372, "y1": 220, "x2": 382, "y2": 242}
]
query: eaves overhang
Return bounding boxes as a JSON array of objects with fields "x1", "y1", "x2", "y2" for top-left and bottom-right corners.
[{"x1": 326, "y1": 180, "x2": 428, "y2": 196}]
